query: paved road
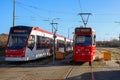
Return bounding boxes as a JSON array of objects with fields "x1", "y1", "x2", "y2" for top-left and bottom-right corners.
[{"x1": 0, "y1": 66, "x2": 119, "y2": 80}]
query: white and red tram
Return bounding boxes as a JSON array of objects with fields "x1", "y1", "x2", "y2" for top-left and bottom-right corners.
[{"x1": 5, "y1": 26, "x2": 73, "y2": 61}]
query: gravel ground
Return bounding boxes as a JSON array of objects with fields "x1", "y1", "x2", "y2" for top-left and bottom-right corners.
[{"x1": 0, "y1": 47, "x2": 120, "y2": 80}]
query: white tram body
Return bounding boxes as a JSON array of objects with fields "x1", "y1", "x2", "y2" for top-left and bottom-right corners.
[
  {"x1": 5, "y1": 26, "x2": 73, "y2": 61},
  {"x1": 66, "y1": 38, "x2": 73, "y2": 52}
]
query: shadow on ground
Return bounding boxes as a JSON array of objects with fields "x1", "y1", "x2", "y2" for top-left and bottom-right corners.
[{"x1": 67, "y1": 70, "x2": 120, "y2": 80}]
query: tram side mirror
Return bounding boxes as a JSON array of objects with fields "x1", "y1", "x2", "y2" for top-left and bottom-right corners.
[
  {"x1": 93, "y1": 35, "x2": 96, "y2": 45},
  {"x1": 94, "y1": 35, "x2": 96, "y2": 38}
]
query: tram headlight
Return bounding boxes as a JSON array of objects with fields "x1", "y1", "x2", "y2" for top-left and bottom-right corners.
[
  {"x1": 88, "y1": 52, "x2": 91, "y2": 55},
  {"x1": 22, "y1": 48, "x2": 26, "y2": 53},
  {"x1": 22, "y1": 50, "x2": 25, "y2": 53},
  {"x1": 76, "y1": 51, "x2": 78, "y2": 54}
]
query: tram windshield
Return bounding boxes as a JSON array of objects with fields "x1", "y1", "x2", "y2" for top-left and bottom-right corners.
[
  {"x1": 7, "y1": 34, "x2": 28, "y2": 49},
  {"x1": 75, "y1": 35, "x2": 92, "y2": 46}
]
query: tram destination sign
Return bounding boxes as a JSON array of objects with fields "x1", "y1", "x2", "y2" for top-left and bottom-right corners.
[
  {"x1": 13, "y1": 30, "x2": 26, "y2": 33},
  {"x1": 75, "y1": 27, "x2": 92, "y2": 34}
]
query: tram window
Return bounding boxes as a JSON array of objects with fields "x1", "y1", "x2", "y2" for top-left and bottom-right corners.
[
  {"x1": 46, "y1": 37, "x2": 50, "y2": 48},
  {"x1": 36, "y1": 36, "x2": 42, "y2": 49},
  {"x1": 75, "y1": 35, "x2": 92, "y2": 46},
  {"x1": 36, "y1": 36, "x2": 50, "y2": 49},
  {"x1": 41, "y1": 37, "x2": 46, "y2": 49},
  {"x1": 58, "y1": 40, "x2": 64, "y2": 48},
  {"x1": 44, "y1": 37, "x2": 50, "y2": 49},
  {"x1": 75, "y1": 36, "x2": 85, "y2": 43},
  {"x1": 67, "y1": 42, "x2": 71, "y2": 47},
  {"x1": 28, "y1": 35, "x2": 35, "y2": 50},
  {"x1": 8, "y1": 34, "x2": 28, "y2": 49}
]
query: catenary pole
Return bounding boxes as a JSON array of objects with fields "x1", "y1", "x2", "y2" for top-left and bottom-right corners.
[
  {"x1": 13, "y1": 0, "x2": 16, "y2": 27},
  {"x1": 51, "y1": 22, "x2": 58, "y2": 65}
]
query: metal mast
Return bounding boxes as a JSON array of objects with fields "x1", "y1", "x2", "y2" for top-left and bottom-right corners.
[
  {"x1": 13, "y1": 0, "x2": 16, "y2": 27},
  {"x1": 51, "y1": 22, "x2": 58, "y2": 65}
]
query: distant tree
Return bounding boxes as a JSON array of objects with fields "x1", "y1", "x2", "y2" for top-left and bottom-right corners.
[
  {"x1": 0, "y1": 34, "x2": 8, "y2": 47},
  {"x1": 96, "y1": 39, "x2": 120, "y2": 47}
]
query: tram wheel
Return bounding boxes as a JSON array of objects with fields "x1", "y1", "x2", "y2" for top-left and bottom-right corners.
[{"x1": 89, "y1": 62, "x2": 92, "y2": 66}]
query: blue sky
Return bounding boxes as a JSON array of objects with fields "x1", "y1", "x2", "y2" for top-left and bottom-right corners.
[{"x1": 0, "y1": 0, "x2": 120, "y2": 41}]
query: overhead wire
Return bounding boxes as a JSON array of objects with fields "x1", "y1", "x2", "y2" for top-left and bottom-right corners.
[
  {"x1": 16, "y1": 1, "x2": 76, "y2": 16},
  {"x1": 78, "y1": 0, "x2": 82, "y2": 13},
  {"x1": 16, "y1": 1, "x2": 47, "y2": 20},
  {"x1": 15, "y1": 1, "x2": 120, "y2": 24},
  {"x1": 14, "y1": 0, "x2": 120, "y2": 17},
  {"x1": 16, "y1": 1, "x2": 83, "y2": 23}
]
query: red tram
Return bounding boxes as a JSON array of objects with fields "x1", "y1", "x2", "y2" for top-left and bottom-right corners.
[
  {"x1": 5, "y1": 26, "x2": 73, "y2": 61},
  {"x1": 73, "y1": 27, "x2": 96, "y2": 62}
]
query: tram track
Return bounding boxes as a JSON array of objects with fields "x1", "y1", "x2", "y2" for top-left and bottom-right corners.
[
  {"x1": 63, "y1": 62, "x2": 96, "y2": 80},
  {"x1": 64, "y1": 66, "x2": 74, "y2": 80},
  {"x1": 90, "y1": 65, "x2": 95, "y2": 80}
]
